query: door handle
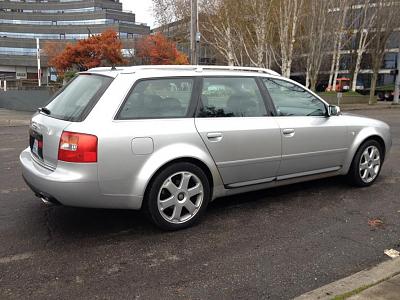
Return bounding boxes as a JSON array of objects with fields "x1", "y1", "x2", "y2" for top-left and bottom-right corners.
[
  {"x1": 282, "y1": 128, "x2": 295, "y2": 137},
  {"x1": 207, "y1": 132, "x2": 223, "y2": 142}
]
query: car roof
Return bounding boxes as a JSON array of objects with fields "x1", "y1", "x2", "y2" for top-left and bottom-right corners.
[{"x1": 84, "y1": 65, "x2": 282, "y2": 78}]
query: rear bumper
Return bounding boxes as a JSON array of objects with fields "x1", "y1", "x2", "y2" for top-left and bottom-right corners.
[{"x1": 20, "y1": 147, "x2": 143, "y2": 209}]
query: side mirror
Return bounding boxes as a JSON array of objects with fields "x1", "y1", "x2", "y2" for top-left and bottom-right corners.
[{"x1": 328, "y1": 105, "x2": 341, "y2": 116}]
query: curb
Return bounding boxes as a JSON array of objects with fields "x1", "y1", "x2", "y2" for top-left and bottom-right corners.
[
  {"x1": 294, "y1": 258, "x2": 400, "y2": 300},
  {"x1": 341, "y1": 105, "x2": 400, "y2": 111}
]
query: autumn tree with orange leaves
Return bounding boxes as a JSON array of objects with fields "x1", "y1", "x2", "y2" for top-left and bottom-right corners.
[
  {"x1": 136, "y1": 32, "x2": 188, "y2": 65},
  {"x1": 44, "y1": 29, "x2": 126, "y2": 76}
]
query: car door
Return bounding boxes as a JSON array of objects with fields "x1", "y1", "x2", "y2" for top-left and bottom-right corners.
[
  {"x1": 195, "y1": 76, "x2": 282, "y2": 187},
  {"x1": 261, "y1": 77, "x2": 348, "y2": 179}
]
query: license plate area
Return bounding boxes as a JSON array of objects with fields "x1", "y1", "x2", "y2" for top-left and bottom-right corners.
[{"x1": 29, "y1": 129, "x2": 44, "y2": 160}]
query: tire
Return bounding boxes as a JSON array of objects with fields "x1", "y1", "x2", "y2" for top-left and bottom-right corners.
[
  {"x1": 347, "y1": 139, "x2": 383, "y2": 187},
  {"x1": 144, "y1": 162, "x2": 211, "y2": 231}
]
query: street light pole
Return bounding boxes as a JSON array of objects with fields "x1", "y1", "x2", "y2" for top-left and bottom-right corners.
[
  {"x1": 36, "y1": 38, "x2": 41, "y2": 87},
  {"x1": 393, "y1": 41, "x2": 400, "y2": 104},
  {"x1": 190, "y1": 0, "x2": 198, "y2": 65}
]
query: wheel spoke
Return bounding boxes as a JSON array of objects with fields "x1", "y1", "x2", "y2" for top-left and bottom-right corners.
[
  {"x1": 369, "y1": 147, "x2": 376, "y2": 159},
  {"x1": 179, "y1": 173, "x2": 191, "y2": 190},
  {"x1": 159, "y1": 196, "x2": 176, "y2": 211},
  {"x1": 362, "y1": 151, "x2": 369, "y2": 162},
  {"x1": 360, "y1": 169, "x2": 368, "y2": 179},
  {"x1": 171, "y1": 205, "x2": 183, "y2": 221},
  {"x1": 369, "y1": 167, "x2": 376, "y2": 178},
  {"x1": 359, "y1": 162, "x2": 368, "y2": 171},
  {"x1": 184, "y1": 200, "x2": 197, "y2": 214},
  {"x1": 163, "y1": 180, "x2": 179, "y2": 195},
  {"x1": 188, "y1": 183, "x2": 203, "y2": 198},
  {"x1": 373, "y1": 157, "x2": 381, "y2": 166}
]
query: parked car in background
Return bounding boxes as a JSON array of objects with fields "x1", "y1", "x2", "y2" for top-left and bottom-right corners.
[
  {"x1": 326, "y1": 77, "x2": 351, "y2": 92},
  {"x1": 20, "y1": 66, "x2": 392, "y2": 230}
]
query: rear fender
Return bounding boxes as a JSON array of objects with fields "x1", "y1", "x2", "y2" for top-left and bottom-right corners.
[{"x1": 132, "y1": 143, "x2": 224, "y2": 201}]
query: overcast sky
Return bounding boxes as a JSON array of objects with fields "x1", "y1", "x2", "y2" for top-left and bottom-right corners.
[{"x1": 120, "y1": 0, "x2": 156, "y2": 28}]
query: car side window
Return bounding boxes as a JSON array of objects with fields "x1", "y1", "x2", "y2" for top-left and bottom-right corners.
[
  {"x1": 197, "y1": 77, "x2": 267, "y2": 118},
  {"x1": 117, "y1": 78, "x2": 194, "y2": 119},
  {"x1": 262, "y1": 78, "x2": 327, "y2": 117}
]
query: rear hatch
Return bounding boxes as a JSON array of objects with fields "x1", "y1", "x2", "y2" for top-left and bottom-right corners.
[{"x1": 29, "y1": 74, "x2": 113, "y2": 169}]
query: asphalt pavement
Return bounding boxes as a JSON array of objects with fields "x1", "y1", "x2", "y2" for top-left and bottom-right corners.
[{"x1": 0, "y1": 109, "x2": 399, "y2": 299}]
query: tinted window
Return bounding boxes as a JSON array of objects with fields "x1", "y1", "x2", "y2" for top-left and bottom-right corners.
[
  {"x1": 198, "y1": 77, "x2": 267, "y2": 117},
  {"x1": 118, "y1": 78, "x2": 193, "y2": 119},
  {"x1": 46, "y1": 74, "x2": 112, "y2": 122},
  {"x1": 263, "y1": 78, "x2": 327, "y2": 116}
]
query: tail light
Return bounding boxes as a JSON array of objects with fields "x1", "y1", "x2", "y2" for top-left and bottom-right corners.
[{"x1": 58, "y1": 131, "x2": 98, "y2": 163}]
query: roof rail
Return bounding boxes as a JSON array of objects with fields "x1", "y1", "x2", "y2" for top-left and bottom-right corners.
[
  {"x1": 88, "y1": 65, "x2": 281, "y2": 76},
  {"x1": 196, "y1": 65, "x2": 281, "y2": 76}
]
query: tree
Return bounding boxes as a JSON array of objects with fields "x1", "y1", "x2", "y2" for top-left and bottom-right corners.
[
  {"x1": 276, "y1": 0, "x2": 303, "y2": 77},
  {"x1": 201, "y1": 0, "x2": 242, "y2": 66},
  {"x1": 302, "y1": 0, "x2": 334, "y2": 91},
  {"x1": 44, "y1": 29, "x2": 126, "y2": 75},
  {"x1": 240, "y1": 0, "x2": 276, "y2": 68},
  {"x1": 350, "y1": 0, "x2": 377, "y2": 92},
  {"x1": 368, "y1": 0, "x2": 399, "y2": 104},
  {"x1": 136, "y1": 32, "x2": 189, "y2": 65},
  {"x1": 327, "y1": 0, "x2": 354, "y2": 91}
]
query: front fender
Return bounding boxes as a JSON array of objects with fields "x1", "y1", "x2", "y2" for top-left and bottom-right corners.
[{"x1": 342, "y1": 126, "x2": 391, "y2": 174}]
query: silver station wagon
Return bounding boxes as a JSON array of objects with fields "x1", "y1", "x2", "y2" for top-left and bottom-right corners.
[{"x1": 20, "y1": 65, "x2": 392, "y2": 230}]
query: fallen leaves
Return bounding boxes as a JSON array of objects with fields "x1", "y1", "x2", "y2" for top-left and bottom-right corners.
[{"x1": 368, "y1": 218, "x2": 385, "y2": 229}]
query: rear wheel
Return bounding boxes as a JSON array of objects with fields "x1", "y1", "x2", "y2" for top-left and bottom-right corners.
[
  {"x1": 348, "y1": 140, "x2": 383, "y2": 187},
  {"x1": 144, "y1": 162, "x2": 210, "y2": 230}
]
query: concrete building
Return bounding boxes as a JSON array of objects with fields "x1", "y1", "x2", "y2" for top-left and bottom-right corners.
[{"x1": 0, "y1": 0, "x2": 150, "y2": 83}]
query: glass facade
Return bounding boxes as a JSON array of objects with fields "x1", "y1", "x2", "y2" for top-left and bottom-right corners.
[
  {"x1": 0, "y1": 7, "x2": 101, "y2": 13},
  {"x1": 0, "y1": 32, "x2": 140, "y2": 39},
  {"x1": 0, "y1": 46, "x2": 37, "y2": 56},
  {"x1": 0, "y1": 0, "x2": 150, "y2": 81},
  {"x1": 0, "y1": 18, "x2": 137, "y2": 26}
]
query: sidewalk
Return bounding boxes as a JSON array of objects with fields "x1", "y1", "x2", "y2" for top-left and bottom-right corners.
[
  {"x1": 0, "y1": 108, "x2": 32, "y2": 126},
  {"x1": 295, "y1": 258, "x2": 400, "y2": 300}
]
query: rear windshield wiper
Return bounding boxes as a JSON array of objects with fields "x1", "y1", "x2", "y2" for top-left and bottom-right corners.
[{"x1": 38, "y1": 107, "x2": 51, "y2": 115}]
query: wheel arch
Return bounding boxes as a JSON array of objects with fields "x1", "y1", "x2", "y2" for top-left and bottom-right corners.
[
  {"x1": 343, "y1": 129, "x2": 387, "y2": 174},
  {"x1": 131, "y1": 143, "x2": 223, "y2": 209},
  {"x1": 142, "y1": 157, "x2": 215, "y2": 206}
]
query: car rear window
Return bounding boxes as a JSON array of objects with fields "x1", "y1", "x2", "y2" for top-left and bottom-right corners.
[{"x1": 45, "y1": 74, "x2": 113, "y2": 122}]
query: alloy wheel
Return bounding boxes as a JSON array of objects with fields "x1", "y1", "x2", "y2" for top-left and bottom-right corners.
[
  {"x1": 157, "y1": 171, "x2": 204, "y2": 224},
  {"x1": 359, "y1": 145, "x2": 381, "y2": 183}
]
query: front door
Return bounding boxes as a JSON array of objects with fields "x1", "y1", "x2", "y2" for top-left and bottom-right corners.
[
  {"x1": 195, "y1": 77, "x2": 282, "y2": 186},
  {"x1": 261, "y1": 77, "x2": 348, "y2": 179}
]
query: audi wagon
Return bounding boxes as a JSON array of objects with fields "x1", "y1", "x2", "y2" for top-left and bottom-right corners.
[{"x1": 20, "y1": 65, "x2": 392, "y2": 230}]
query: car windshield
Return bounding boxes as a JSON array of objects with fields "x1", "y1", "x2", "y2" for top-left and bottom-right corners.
[{"x1": 45, "y1": 74, "x2": 113, "y2": 122}]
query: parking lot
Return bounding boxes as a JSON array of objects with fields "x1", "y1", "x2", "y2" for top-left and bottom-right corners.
[{"x1": 0, "y1": 108, "x2": 399, "y2": 299}]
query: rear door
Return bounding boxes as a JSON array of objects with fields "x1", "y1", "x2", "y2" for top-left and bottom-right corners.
[
  {"x1": 195, "y1": 76, "x2": 281, "y2": 187},
  {"x1": 29, "y1": 74, "x2": 113, "y2": 169}
]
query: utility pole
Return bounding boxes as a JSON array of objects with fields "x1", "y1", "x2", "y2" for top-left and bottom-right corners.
[
  {"x1": 393, "y1": 41, "x2": 400, "y2": 104},
  {"x1": 36, "y1": 38, "x2": 41, "y2": 87},
  {"x1": 190, "y1": 0, "x2": 199, "y2": 65}
]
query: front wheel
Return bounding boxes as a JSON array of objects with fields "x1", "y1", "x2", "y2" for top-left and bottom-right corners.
[
  {"x1": 144, "y1": 162, "x2": 211, "y2": 231},
  {"x1": 348, "y1": 140, "x2": 383, "y2": 187}
]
